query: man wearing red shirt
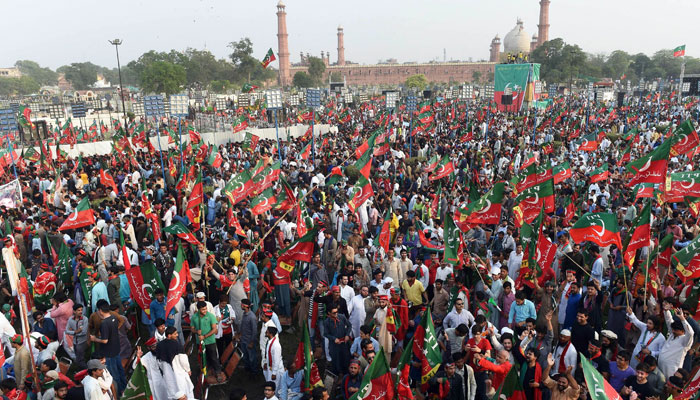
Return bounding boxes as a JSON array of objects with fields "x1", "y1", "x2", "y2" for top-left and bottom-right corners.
[{"x1": 475, "y1": 349, "x2": 512, "y2": 398}]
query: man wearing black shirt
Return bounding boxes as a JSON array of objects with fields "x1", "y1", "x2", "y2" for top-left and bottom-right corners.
[
  {"x1": 89, "y1": 302, "x2": 127, "y2": 397},
  {"x1": 571, "y1": 309, "x2": 596, "y2": 358},
  {"x1": 621, "y1": 363, "x2": 654, "y2": 400}
]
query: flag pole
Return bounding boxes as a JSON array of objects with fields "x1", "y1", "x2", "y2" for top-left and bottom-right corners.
[
  {"x1": 678, "y1": 56, "x2": 686, "y2": 105},
  {"x1": 154, "y1": 117, "x2": 168, "y2": 191}
]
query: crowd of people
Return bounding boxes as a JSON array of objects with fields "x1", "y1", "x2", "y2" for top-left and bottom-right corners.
[{"x1": 0, "y1": 89, "x2": 696, "y2": 400}]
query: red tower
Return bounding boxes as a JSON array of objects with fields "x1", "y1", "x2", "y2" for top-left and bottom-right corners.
[
  {"x1": 276, "y1": 1, "x2": 291, "y2": 86},
  {"x1": 489, "y1": 35, "x2": 501, "y2": 63},
  {"x1": 337, "y1": 25, "x2": 345, "y2": 66},
  {"x1": 537, "y1": 0, "x2": 550, "y2": 47}
]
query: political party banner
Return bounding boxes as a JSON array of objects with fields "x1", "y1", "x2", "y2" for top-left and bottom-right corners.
[{"x1": 0, "y1": 179, "x2": 22, "y2": 209}]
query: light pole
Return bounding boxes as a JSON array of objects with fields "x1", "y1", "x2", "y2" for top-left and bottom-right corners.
[
  {"x1": 265, "y1": 89, "x2": 283, "y2": 162},
  {"x1": 108, "y1": 39, "x2": 129, "y2": 131}
]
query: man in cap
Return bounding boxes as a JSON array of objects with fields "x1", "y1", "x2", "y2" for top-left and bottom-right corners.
[
  {"x1": 35, "y1": 334, "x2": 60, "y2": 367},
  {"x1": 658, "y1": 304, "x2": 694, "y2": 378},
  {"x1": 10, "y1": 334, "x2": 30, "y2": 390},
  {"x1": 188, "y1": 292, "x2": 215, "y2": 318},
  {"x1": 551, "y1": 329, "x2": 577, "y2": 377},
  {"x1": 135, "y1": 337, "x2": 168, "y2": 400},
  {"x1": 339, "y1": 359, "x2": 363, "y2": 400},
  {"x1": 82, "y1": 359, "x2": 108, "y2": 400},
  {"x1": 260, "y1": 308, "x2": 278, "y2": 358}
]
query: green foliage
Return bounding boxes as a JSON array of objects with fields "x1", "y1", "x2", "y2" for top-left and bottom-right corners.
[
  {"x1": 405, "y1": 74, "x2": 428, "y2": 90},
  {"x1": 471, "y1": 70, "x2": 482, "y2": 83},
  {"x1": 57, "y1": 62, "x2": 101, "y2": 90},
  {"x1": 209, "y1": 79, "x2": 233, "y2": 92},
  {"x1": 140, "y1": 61, "x2": 186, "y2": 96},
  {"x1": 307, "y1": 57, "x2": 326, "y2": 86},
  {"x1": 330, "y1": 71, "x2": 343, "y2": 83},
  {"x1": 293, "y1": 72, "x2": 314, "y2": 88},
  {"x1": 228, "y1": 38, "x2": 276, "y2": 86},
  {"x1": 0, "y1": 76, "x2": 40, "y2": 96},
  {"x1": 14, "y1": 60, "x2": 57, "y2": 85}
]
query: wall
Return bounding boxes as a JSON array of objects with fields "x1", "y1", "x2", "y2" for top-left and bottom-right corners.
[
  {"x1": 20, "y1": 124, "x2": 335, "y2": 158},
  {"x1": 290, "y1": 62, "x2": 496, "y2": 86}
]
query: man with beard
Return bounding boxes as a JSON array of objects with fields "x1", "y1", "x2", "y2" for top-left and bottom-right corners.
[
  {"x1": 363, "y1": 286, "x2": 379, "y2": 326},
  {"x1": 135, "y1": 337, "x2": 168, "y2": 400},
  {"x1": 552, "y1": 329, "x2": 577, "y2": 376},
  {"x1": 348, "y1": 285, "x2": 368, "y2": 338},
  {"x1": 339, "y1": 360, "x2": 363, "y2": 400},
  {"x1": 154, "y1": 243, "x2": 174, "y2": 289},
  {"x1": 561, "y1": 243, "x2": 584, "y2": 282},
  {"x1": 373, "y1": 295, "x2": 393, "y2": 354},
  {"x1": 278, "y1": 360, "x2": 304, "y2": 400},
  {"x1": 542, "y1": 354, "x2": 580, "y2": 400}
]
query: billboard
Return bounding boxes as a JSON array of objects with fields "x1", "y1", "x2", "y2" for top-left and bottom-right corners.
[{"x1": 494, "y1": 63, "x2": 541, "y2": 111}]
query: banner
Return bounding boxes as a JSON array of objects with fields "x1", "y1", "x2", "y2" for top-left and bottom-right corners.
[{"x1": 0, "y1": 179, "x2": 22, "y2": 208}]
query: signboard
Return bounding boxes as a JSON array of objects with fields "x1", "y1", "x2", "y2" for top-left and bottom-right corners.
[{"x1": 0, "y1": 179, "x2": 22, "y2": 208}]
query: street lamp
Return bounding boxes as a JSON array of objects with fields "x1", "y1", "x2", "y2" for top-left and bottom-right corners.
[
  {"x1": 108, "y1": 39, "x2": 129, "y2": 131},
  {"x1": 265, "y1": 89, "x2": 283, "y2": 162},
  {"x1": 144, "y1": 95, "x2": 168, "y2": 189},
  {"x1": 306, "y1": 88, "x2": 321, "y2": 165},
  {"x1": 406, "y1": 95, "x2": 417, "y2": 157}
]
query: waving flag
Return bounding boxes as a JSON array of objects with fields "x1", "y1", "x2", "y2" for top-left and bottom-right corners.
[
  {"x1": 581, "y1": 354, "x2": 622, "y2": 400},
  {"x1": 569, "y1": 212, "x2": 622, "y2": 249},
  {"x1": 412, "y1": 307, "x2": 442, "y2": 384},
  {"x1": 429, "y1": 155, "x2": 455, "y2": 181},
  {"x1": 349, "y1": 348, "x2": 394, "y2": 400},
  {"x1": 348, "y1": 176, "x2": 374, "y2": 213},
  {"x1": 165, "y1": 244, "x2": 190, "y2": 319},
  {"x1": 58, "y1": 198, "x2": 95, "y2": 231},
  {"x1": 261, "y1": 48, "x2": 277, "y2": 68},
  {"x1": 625, "y1": 137, "x2": 671, "y2": 186},
  {"x1": 453, "y1": 182, "x2": 505, "y2": 231},
  {"x1": 623, "y1": 201, "x2": 651, "y2": 269},
  {"x1": 589, "y1": 164, "x2": 609, "y2": 183},
  {"x1": 670, "y1": 120, "x2": 699, "y2": 157}
]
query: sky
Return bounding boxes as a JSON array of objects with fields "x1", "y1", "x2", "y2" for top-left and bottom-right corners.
[{"x1": 2, "y1": 0, "x2": 698, "y2": 70}]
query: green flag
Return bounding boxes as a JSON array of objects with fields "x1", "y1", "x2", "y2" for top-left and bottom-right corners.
[
  {"x1": 121, "y1": 359, "x2": 153, "y2": 400},
  {"x1": 580, "y1": 354, "x2": 622, "y2": 400}
]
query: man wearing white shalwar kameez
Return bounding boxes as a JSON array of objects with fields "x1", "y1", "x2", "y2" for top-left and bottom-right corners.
[
  {"x1": 348, "y1": 289, "x2": 368, "y2": 338},
  {"x1": 658, "y1": 307, "x2": 694, "y2": 378},
  {"x1": 262, "y1": 326, "x2": 284, "y2": 391},
  {"x1": 135, "y1": 338, "x2": 168, "y2": 400}
]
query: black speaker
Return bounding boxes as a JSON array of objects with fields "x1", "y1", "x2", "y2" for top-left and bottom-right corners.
[
  {"x1": 617, "y1": 92, "x2": 625, "y2": 108},
  {"x1": 501, "y1": 94, "x2": 513, "y2": 105},
  {"x1": 423, "y1": 90, "x2": 432, "y2": 99}
]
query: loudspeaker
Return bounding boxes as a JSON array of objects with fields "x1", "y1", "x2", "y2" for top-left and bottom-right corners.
[
  {"x1": 423, "y1": 90, "x2": 432, "y2": 99},
  {"x1": 617, "y1": 92, "x2": 625, "y2": 108},
  {"x1": 501, "y1": 94, "x2": 513, "y2": 105}
]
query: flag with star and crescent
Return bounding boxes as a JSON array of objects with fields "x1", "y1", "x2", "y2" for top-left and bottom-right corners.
[
  {"x1": 350, "y1": 347, "x2": 394, "y2": 400},
  {"x1": 581, "y1": 354, "x2": 622, "y2": 400},
  {"x1": 165, "y1": 243, "x2": 190, "y2": 319},
  {"x1": 412, "y1": 307, "x2": 442, "y2": 384},
  {"x1": 569, "y1": 212, "x2": 623, "y2": 249}
]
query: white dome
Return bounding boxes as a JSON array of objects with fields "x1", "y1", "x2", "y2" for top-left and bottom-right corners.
[{"x1": 503, "y1": 19, "x2": 531, "y2": 53}]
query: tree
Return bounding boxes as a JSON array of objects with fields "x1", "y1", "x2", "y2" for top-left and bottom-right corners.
[
  {"x1": 307, "y1": 57, "x2": 326, "y2": 86},
  {"x1": 14, "y1": 60, "x2": 57, "y2": 86},
  {"x1": 57, "y1": 62, "x2": 101, "y2": 90},
  {"x1": 330, "y1": 71, "x2": 343, "y2": 83},
  {"x1": 472, "y1": 70, "x2": 482, "y2": 83},
  {"x1": 140, "y1": 61, "x2": 186, "y2": 96},
  {"x1": 0, "y1": 76, "x2": 40, "y2": 96},
  {"x1": 405, "y1": 74, "x2": 428, "y2": 90},
  {"x1": 293, "y1": 71, "x2": 314, "y2": 88},
  {"x1": 228, "y1": 38, "x2": 276, "y2": 86},
  {"x1": 209, "y1": 79, "x2": 233, "y2": 92}
]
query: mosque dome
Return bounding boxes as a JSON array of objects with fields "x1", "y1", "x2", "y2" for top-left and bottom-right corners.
[{"x1": 503, "y1": 18, "x2": 531, "y2": 53}]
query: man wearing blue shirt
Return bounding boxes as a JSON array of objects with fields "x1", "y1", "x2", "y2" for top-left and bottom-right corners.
[
  {"x1": 145, "y1": 288, "x2": 174, "y2": 336},
  {"x1": 509, "y1": 291, "x2": 537, "y2": 329}
]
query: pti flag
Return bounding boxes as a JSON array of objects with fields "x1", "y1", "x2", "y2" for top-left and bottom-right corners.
[
  {"x1": 569, "y1": 212, "x2": 623, "y2": 249},
  {"x1": 428, "y1": 155, "x2": 455, "y2": 181},
  {"x1": 348, "y1": 176, "x2": 374, "y2": 213},
  {"x1": 165, "y1": 244, "x2": 190, "y2": 319},
  {"x1": 261, "y1": 48, "x2": 276, "y2": 68},
  {"x1": 581, "y1": 354, "x2": 622, "y2": 400},
  {"x1": 58, "y1": 198, "x2": 95, "y2": 231},
  {"x1": 412, "y1": 307, "x2": 442, "y2": 384},
  {"x1": 121, "y1": 358, "x2": 153, "y2": 400},
  {"x1": 453, "y1": 181, "x2": 505, "y2": 231},
  {"x1": 672, "y1": 233, "x2": 700, "y2": 282},
  {"x1": 623, "y1": 201, "x2": 651, "y2": 269},
  {"x1": 625, "y1": 137, "x2": 671, "y2": 186},
  {"x1": 126, "y1": 260, "x2": 165, "y2": 318},
  {"x1": 349, "y1": 348, "x2": 394, "y2": 400},
  {"x1": 674, "y1": 44, "x2": 686, "y2": 57}
]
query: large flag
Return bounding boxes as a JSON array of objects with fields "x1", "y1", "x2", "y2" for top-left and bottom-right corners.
[
  {"x1": 581, "y1": 354, "x2": 622, "y2": 400},
  {"x1": 162, "y1": 222, "x2": 202, "y2": 246},
  {"x1": 588, "y1": 164, "x2": 609, "y2": 183},
  {"x1": 553, "y1": 162, "x2": 572, "y2": 183},
  {"x1": 623, "y1": 201, "x2": 651, "y2": 269},
  {"x1": 58, "y1": 198, "x2": 95, "y2": 231},
  {"x1": 125, "y1": 260, "x2": 165, "y2": 318},
  {"x1": 429, "y1": 155, "x2": 455, "y2": 181},
  {"x1": 672, "y1": 233, "x2": 700, "y2": 281},
  {"x1": 250, "y1": 188, "x2": 277, "y2": 215},
  {"x1": 232, "y1": 115, "x2": 248, "y2": 133},
  {"x1": 569, "y1": 212, "x2": 623, "y2": 249},
  {"x1": 349, "y1": 348, "x2": 394, "y2": 400},
  {"x1": 121, "y1": 359, "x2": 154, "y2": 400},
  {"x1": 261, "y1": 48, "x2": 277, "y2": 68},
  {"x1": 453, "y1": 181, "x2": 505, "y2": 231},
  {"x1": 207, "y1": 145, "x2": 223, "y2": 168},
  {"x1": 165, "y1": 244, "x2": 190, "y2": 319},
  {"x1": 512, "y1": 179, "x2": 554, "y2": 227},
  {"x1": 423, "y1": 155, "x2": 440, "y2": 173},
  {"x1": 353, "y1": 149, "x2": 373, "y2": 179},
  {"x1": 490, "y1": 367, "x2": 525, "y2": 400},
  {"x1": 625, "y1": 137, "x2": 671, "y2": 186},
  {"x1": 277, "y1": 228, "x2": 318, "y2": 278},
  {"x1": 142, "y1": 194, "x2": 161, "y2": 242},
  {"x1": 242, "y1": 131, "x2": 260, "y2": 152},
  {"x1": 674, "y1": 44, "x2": 686, "y2": 57},
  {"x1": 293, "y1": 324, "x2": 322, "y2": 392},
  {"x1": 224, "y1": 170, "x2": 254, "y2": 205},
  {"x1": 56, "y1": 241, "x2": 73, "y2": 285},
  {"x1": 669, "y1": 120, "x2": 699, "y2": 157},
  {"x1": 355, "y1": 130, "x2": 379, "y2": 159},
  {"x1": 348, "y1": 176, "x2": 374, "y2": 213},
  {"x1": 412, "y1": 307, "x2": 442, "y2": 384},
  {"x1": 98, "y1": 170, "x2": 118, "y2": 195},
  {"x1": 665, "y1": 170, "x2": 700, "y2": 198}
]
